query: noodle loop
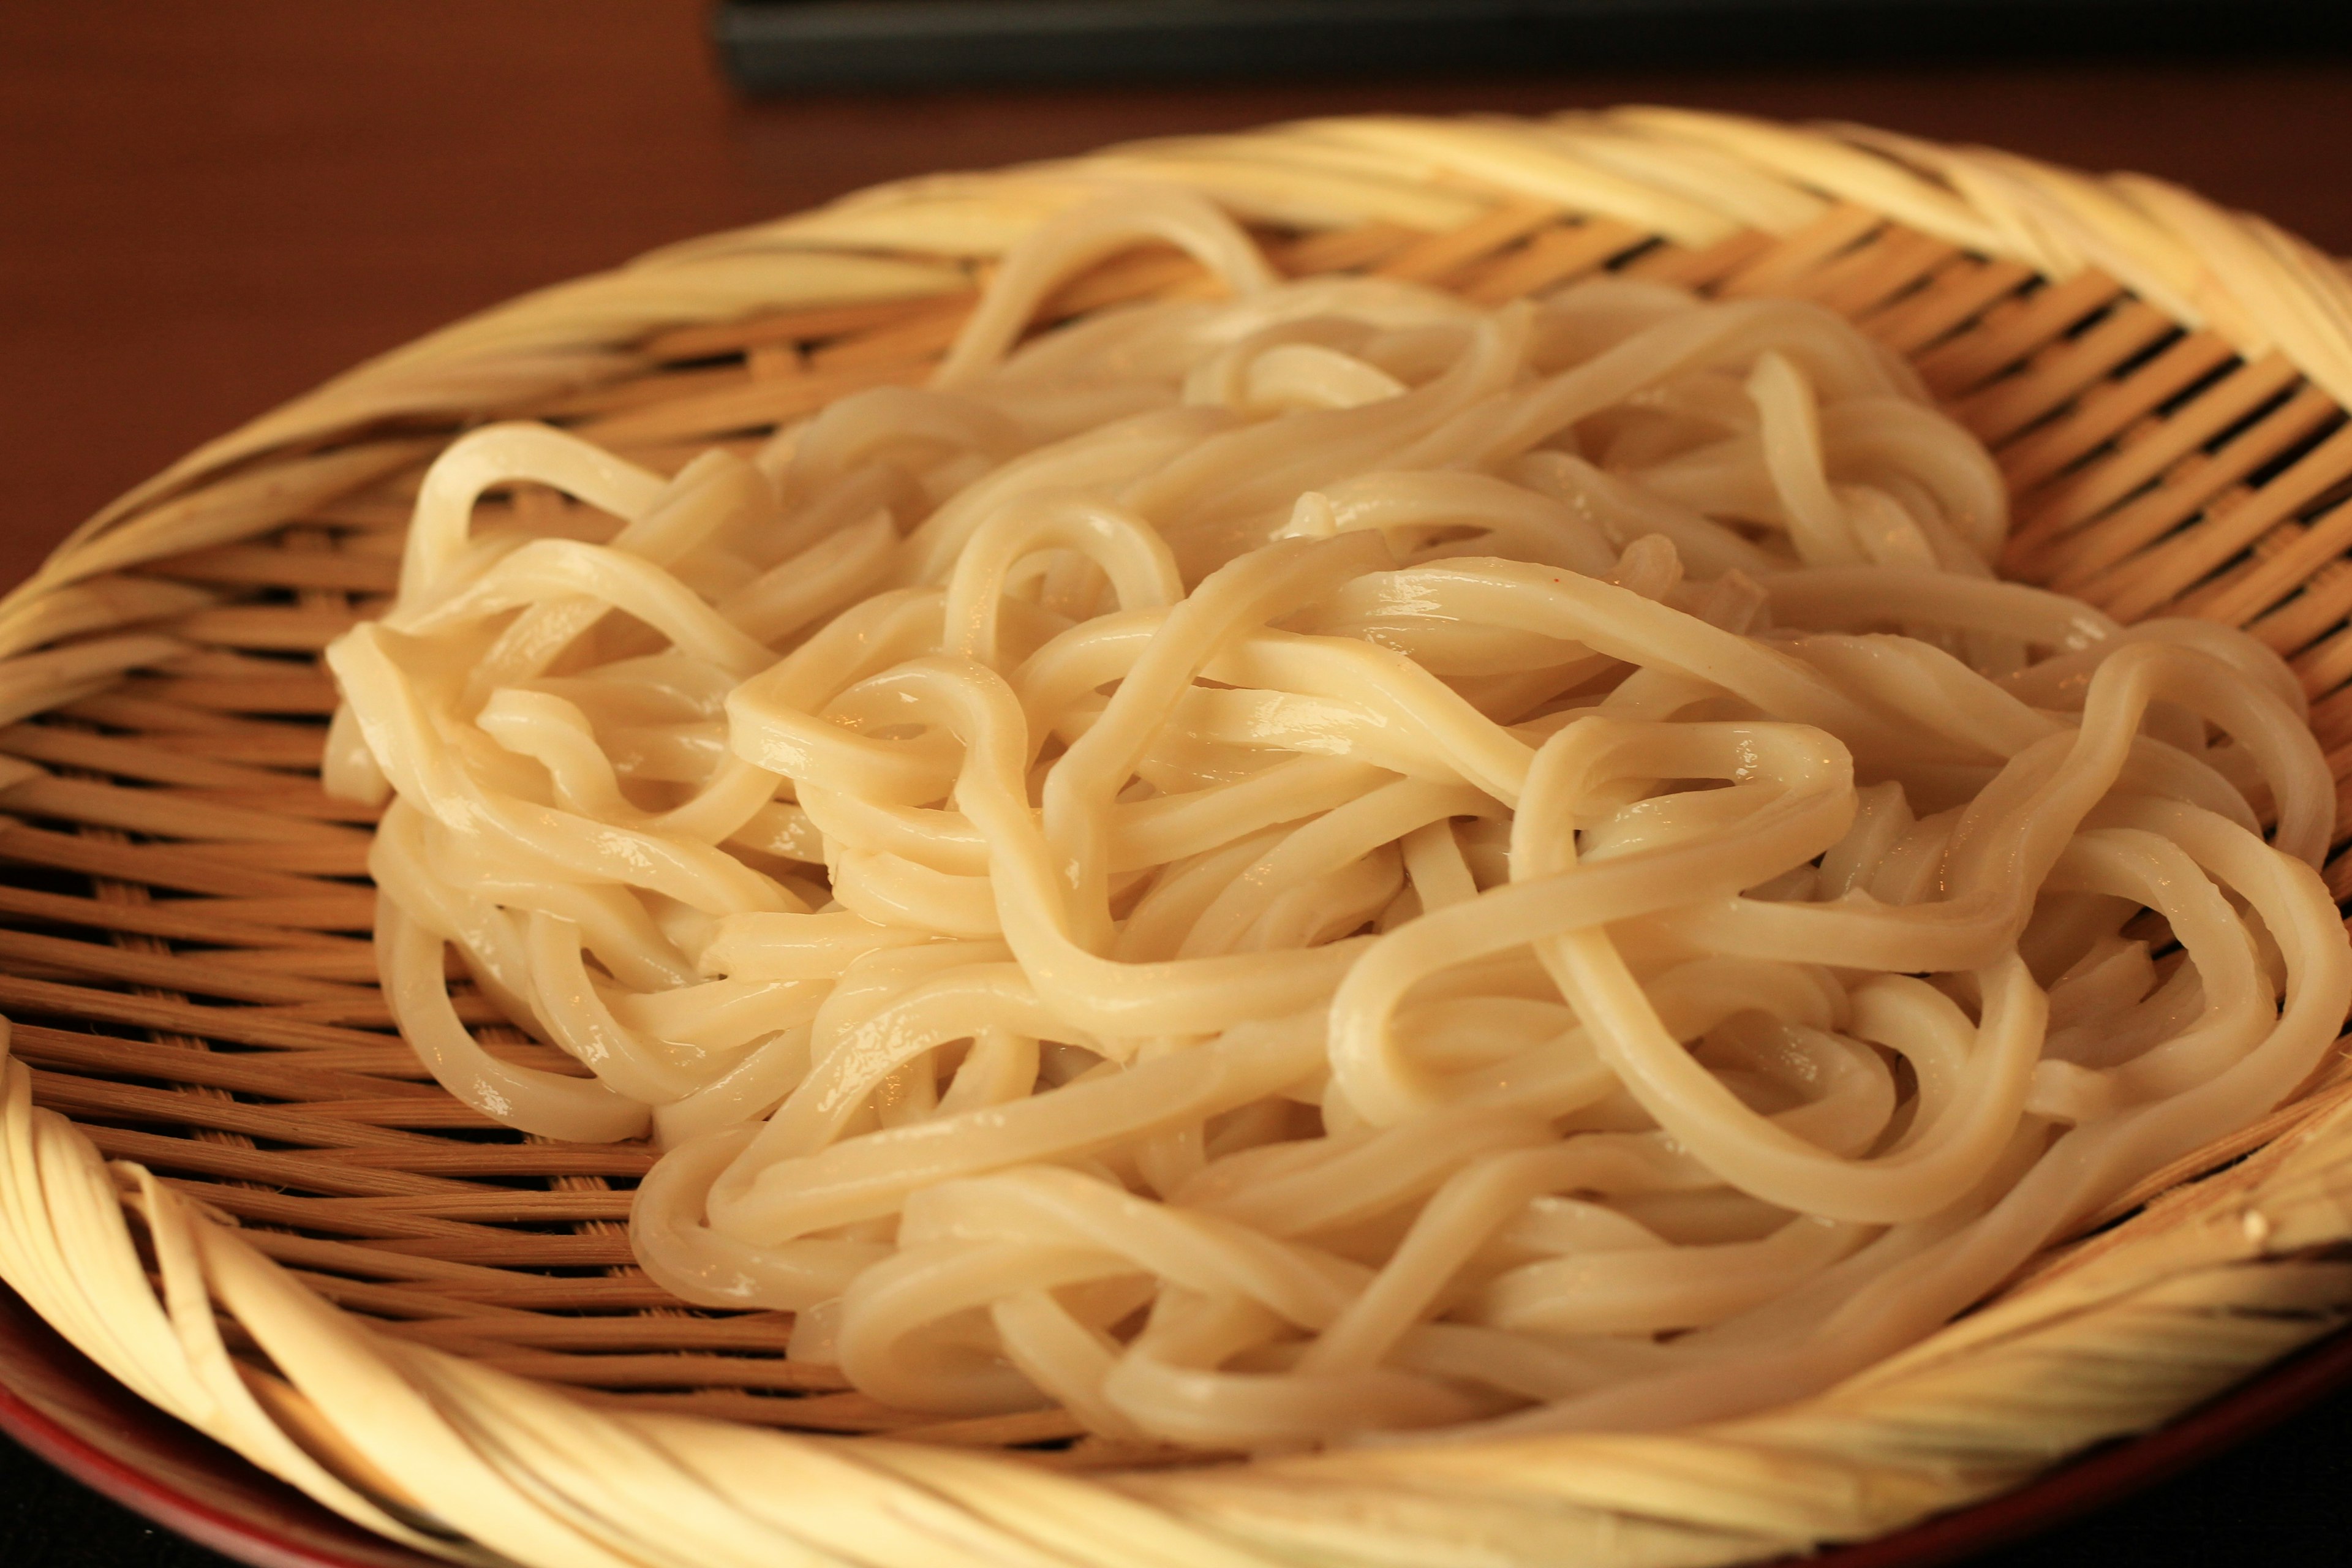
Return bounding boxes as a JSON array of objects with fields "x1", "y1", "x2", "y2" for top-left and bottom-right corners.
[{"x1": 328, "y1": 189, "x2": 2351, "y2": 1449}]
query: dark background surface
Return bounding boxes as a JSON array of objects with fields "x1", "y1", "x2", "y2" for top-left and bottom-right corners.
[{"x1": 4, "y1": 2, "x2": 2352, "y2": 1564}]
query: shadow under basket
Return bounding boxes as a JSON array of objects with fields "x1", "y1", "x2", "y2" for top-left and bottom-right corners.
[{"x1": 6, "y1": 108, "x2": 2352, "y2": 1568}]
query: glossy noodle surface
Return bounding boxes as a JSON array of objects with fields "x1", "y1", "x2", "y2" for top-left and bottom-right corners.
[{"x1": 324, "y1": 190, "x2": 2352, "y2": 1451}]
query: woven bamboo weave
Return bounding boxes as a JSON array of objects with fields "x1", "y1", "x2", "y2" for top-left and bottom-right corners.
[{"x1": 6, "y1": 107, "x2": 2352, "y2": 1567}]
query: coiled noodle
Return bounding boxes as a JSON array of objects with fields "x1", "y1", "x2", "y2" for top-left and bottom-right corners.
[{"x1": 326, "y1": 187, "x2": 2352, "y2": 1450}]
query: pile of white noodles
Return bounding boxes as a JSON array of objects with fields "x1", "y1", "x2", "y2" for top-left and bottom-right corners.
[{"x1": 323, "y1": 189, "x2": 2352, "y2": 1452}]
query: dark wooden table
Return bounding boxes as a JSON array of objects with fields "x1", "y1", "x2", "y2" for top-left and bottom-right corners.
[{"x1": 4, "y1": 4, "x2": 2351, "y2": 1564}]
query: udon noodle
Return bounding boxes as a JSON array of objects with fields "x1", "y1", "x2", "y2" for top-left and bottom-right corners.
[{"x1": 323, "y1": 187, "x2": 2352, "y2": 1450}]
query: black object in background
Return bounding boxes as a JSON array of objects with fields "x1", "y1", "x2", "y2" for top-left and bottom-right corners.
[{"x1": 715, "y1": 0, "x2": 2352, "y2": 93}]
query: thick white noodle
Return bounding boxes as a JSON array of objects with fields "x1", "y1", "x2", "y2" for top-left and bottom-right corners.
[{"x1": 325, "y1": 187, "x2": 2352, "y2": 1452}]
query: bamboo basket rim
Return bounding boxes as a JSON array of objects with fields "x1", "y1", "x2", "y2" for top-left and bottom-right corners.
[{"x1": 4, "y1": 106, "x2": 2352, "y2": 1568}]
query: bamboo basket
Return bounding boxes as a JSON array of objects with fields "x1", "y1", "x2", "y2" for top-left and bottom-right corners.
[{"x1": 6, "y1": 107, "x2": 2352, "y2": 1568}]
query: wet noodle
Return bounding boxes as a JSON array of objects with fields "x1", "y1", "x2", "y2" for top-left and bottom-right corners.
[{"x1": 326, "y1": 189, "x2": 2351, "y2": 1450}]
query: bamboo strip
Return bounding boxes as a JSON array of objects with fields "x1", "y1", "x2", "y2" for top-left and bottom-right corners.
[
  {"x1": 175, "y1": 892, "x2": 379, "y2": 929},
  {"x1": 1457, "y1": 216, "x2": 1649, "y2": 304},
  {"x1": 1998, "y1": 329, "x2": 2237, "y2": 492},
  {"x1": 168, "y1": 786, "x2": 380, "y2": 826},
  {"x1": 145, "y1": 545, "x2": 404, "y2": 595},
  {"x1": 27, "y1": 1069, "x2": 452, "y2": 1150},
  {"x1": 1856, "y1": 255, "x2": 2038, "y2": 358},
  {"x1": 2309, "y1": 687, "x2": 2352, "y2": 755},
  {"x1": 1038, "y1": 247, "x2": 1218, "y2": 319},
  {"x1": 276, "y1": 1270, "x2": 551, "y2": 1323},
  {"x1": 173, "y1": 839, "x2": 373, "y2": 876},
  {"x1": 2, "y1": 774, "x2": 368, "y2": 846},
  {"x1": 2033, "y1": 384, "x2": 2338, "y2": 587},
  {"x1": 238, "y1": 1231, "x2": 627, "y2": 1291},
  {"x1": 7, "y1": 1023, "x2": 434, "y2": 1101},
  {"x1": 537, "y1": 362, "x2": 755, "y2": 421},
  {"x1": 1374, "y1": 198, "x2": 1564, "y2": 285},
  {"x1": 2293, "y1": 622, "x2": 2352, "y2": 700},
  {"x1": 2097, "y1": 421, "x2": 2352, "y2": 619},
  {"x1": 0, "y1": 723, "x2": 319, "y2": 791},
  {"x1": 203, "y1": 946, "x2": 386, "y2": 982},
  {"x1": 807, "y1": 317, "x2": 974, "y2": 379},
  {"x1": 380, "y1": 1316, "x2": 798, "y2": 1354},
  {"x1": 2192, "y1": 495, "x2": 2352, "y2": 630},
  {"x1": 361, "y1": 1233, "x2": 636, "y2": 1268},
  {"x1": 0, "y1": 884, "x2": 349, "y2": 947},
  {"x1": 1711, "y1": 203, "x2": 1884, "y2": 299},
  {"x1": 252, "y1": 1248, "x2": 679, "y2": 1311},
  {"x1": 55, "y1": 690, "x2": 320, "y2": 741},
  {"x1": 165, "y1": 1185, "x2": 550, "y2": 1248},
  {"x1": 462, "y1": 1352, "x2": 845, "y2": 1394},
  {"x1": 1619, "y1": 228, "x2": 1776, "y2": 291},
  {"x1": 0, "y1": 927, "x2": 368, "y2": 1004},
  {"x1": 554, "y1": 1387, "x2": 921, "y2": 1432},
  {"x1": 1790, "y1": 225, "x2": 1958, "y2": 320},
  {"x1": 319, "y1": 1145, "x2": 654, "y2": 1178},
  {"x1": 1960, "y1": 299, "x2": 2179, "y2": 447},
  {"x1": 0, "y1": 442, "x2": 433, "y2": 612},
  {"x1": 162, "y1": 643, "x2": 342, "y2": 677},
  {"x1": 106, "y1": 1040, "x2": 412, "y2": 1080},
  {"x1": 181, "y1": 1185, "x2": 637, "y2": 1226},
  {"x1": 572, "y1": 358, "x2": 930, "y2": 447},
  {"x1": 1269, "y1": 220, "x2": 1425, "y2": 277},
  {"x1": 176, "y1": 606, "x2": 363, "y2": 652},
  {"x1": 643, "y1": 291, "x2": 981, "y2": 364},
  {"x1": 249, "y1": 995, "x2": 508, "y2": 1030},
  {"x1": 288, "y1": 1099, "x2": 513, "y2": 1129},
  {"x1": 131, "y1": 732, "x2": 333, "y2": 769},
  {"x1": 113, "y1": 674, "x2": 339, "y2": 715},
  {"x1": 1915, "y1": 269, "x2": 2124, "y2": 397},
  {"x1": 84, "y1": 1124, "x2": 497, "y2": 1198},
  {"x1": 2245, "y1": 556, "x2": 2352, "y2": 657},
  {"x1": 0, "y1": 977, "x2": 398, "y2": 1052},
  {"x1": 888, "y1": 1409, "x2": 1094, "y2": 1448}
]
